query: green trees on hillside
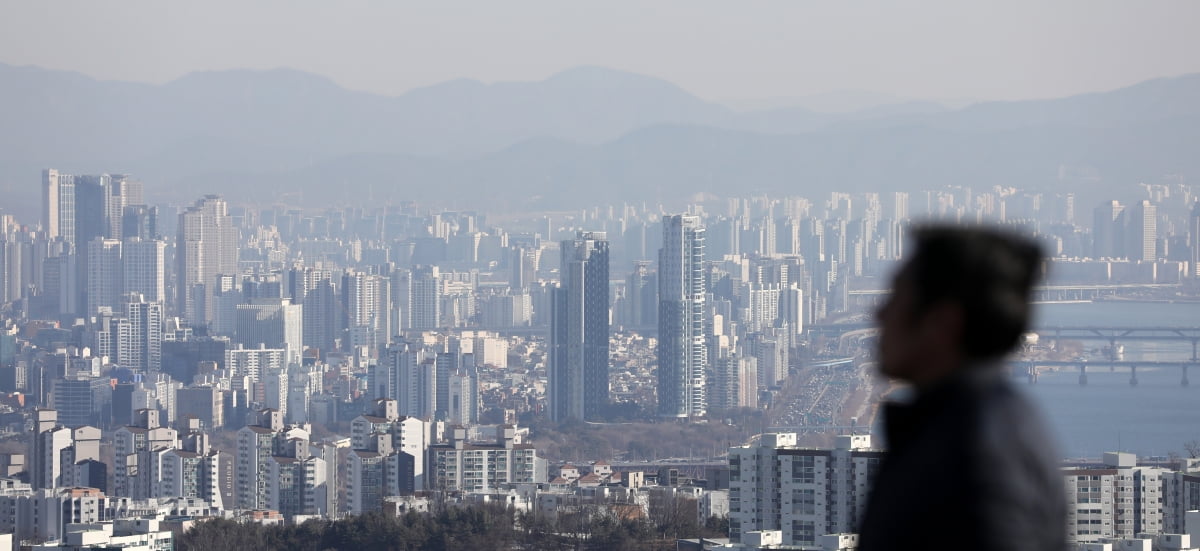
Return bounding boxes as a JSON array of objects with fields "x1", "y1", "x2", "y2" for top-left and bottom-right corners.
[{"x1": 177, "y1": 503, "x2": 726, "y2": 551}]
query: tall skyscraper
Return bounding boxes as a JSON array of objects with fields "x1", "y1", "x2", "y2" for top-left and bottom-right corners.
[
  {"x1": 1093, "y1": 200, "x2": 1125, "y2": 259},
  {"x1": 1126, "y1": 200, "x2": 1157, "y2": 262},
  {"x1": 658, "y1": 215, "x2": 708, "y2": 418},
  {"x1": 42, "y1": 169, "x2": 61, "y2": 240},
  {"x1": 177, "y1": 195, "x2": 238, "y2": 324},
  {"x1": 1190, "y1": 201, "x2": 1200, "y2": 277},
  {"x1": 549, "y1": 231, "x2": 610, "y2": 422}
]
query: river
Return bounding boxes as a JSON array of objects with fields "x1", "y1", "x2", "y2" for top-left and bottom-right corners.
[{"x1": 1024, "y1": 300, "x2": 1200, "y2": 458}]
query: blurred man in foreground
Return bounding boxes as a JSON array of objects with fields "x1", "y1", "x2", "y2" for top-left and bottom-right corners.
[{"x1": 858, "y1": 225, "x2": 1066, "y2": 551}]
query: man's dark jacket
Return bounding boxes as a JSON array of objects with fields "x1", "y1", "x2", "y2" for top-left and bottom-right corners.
[{"x1": 858, "y1": 366, "x2": 1067, "y2": 551}]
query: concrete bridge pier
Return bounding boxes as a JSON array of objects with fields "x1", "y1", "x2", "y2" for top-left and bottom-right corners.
[
  {"x1": 1028, "y1": 363, "x2": 1038, "y2": 385},
  {"x1": 1130, "y1": 365, "x2": 1138, "y2": 387},
  {"x1": 1078, "y1": 364, "x2": 1088, "y2": 386},
  {"x1": 1183, "y1": 365, "x2": 1190, "y2": 387}
]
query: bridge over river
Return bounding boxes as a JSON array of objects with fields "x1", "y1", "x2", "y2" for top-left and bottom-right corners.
[{"x1": 1010, "y1": 358, "x2": 1200, "y2": 387}]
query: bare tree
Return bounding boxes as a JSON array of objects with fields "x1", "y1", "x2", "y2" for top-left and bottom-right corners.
[{"x1": 1185, "y1": 440, "x2": 1200, "y2": 459}]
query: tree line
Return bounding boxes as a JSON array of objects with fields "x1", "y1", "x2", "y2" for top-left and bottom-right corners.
[{"x1": 177, "y1": 501, "x2": 728, "y2": 551}]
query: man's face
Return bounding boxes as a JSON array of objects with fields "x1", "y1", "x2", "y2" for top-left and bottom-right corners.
[{"x1": 875, "y1": 270, "x2": 934, "y2": 382}]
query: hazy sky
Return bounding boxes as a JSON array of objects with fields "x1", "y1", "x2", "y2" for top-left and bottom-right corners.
[{"x1": 3, "y1": 1, "x2": 1199, "y2": 104}]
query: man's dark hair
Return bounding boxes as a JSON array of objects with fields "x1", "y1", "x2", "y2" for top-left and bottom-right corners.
[{"x1": 904, "y1": 224, "x2": 1044, "y2": 360}]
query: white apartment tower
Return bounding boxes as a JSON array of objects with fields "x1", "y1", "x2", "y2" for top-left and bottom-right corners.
[
  {"x1": 1064, "y1": 452, "x2": 1167, "y2": 543},
  {"x1": 234, "y1": 298, "x2": 304, "y2": 365},
  {"x1": 113, "y1": 409, "x2": 177, "y2": 499},
  {"x1": 121, "y1": 237, "x2": 165, "y2": 303},
  {"x1": 658, "y1": 214, "x2": 708, "y2": 418},
  {"x1": 346, "y1": 399, "x2": 431, "y2": 513},
  {"x1": 177, "y1": 195, "x2": 237, "y2": 325},
  {"x1": 235, "y1": 409, "x2": 327, "y2": 517},
  {"x1": 429, "y1": 426, "x2": 543, "y2": 492},
  {"x1": 117, "y1": 293, "x2": 163, "y2": 372}
]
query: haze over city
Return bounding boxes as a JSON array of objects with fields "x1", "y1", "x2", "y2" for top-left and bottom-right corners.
[{"x1": 1, "y1": 3, "x2": 1200, "y2": 550}]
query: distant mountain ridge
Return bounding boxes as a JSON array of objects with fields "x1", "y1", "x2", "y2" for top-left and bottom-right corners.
[{"x1": 1, "y1": 64, "x2": 1198, "y2": 213}]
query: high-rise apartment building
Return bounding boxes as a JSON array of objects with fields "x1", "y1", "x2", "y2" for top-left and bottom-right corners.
[
  {"x1": 113, "y1": 409, "x2": 177, "y2": 499},
  {"x1": 728, "y1": 433, "x2": 883, "y2": 546},
  {"x1": 42, "y1": 169, "x2": 63, "y2": 241},
  {"x1": 1126, "y1": 200, "x2": 1158, "y2": 262},
  {"x1": 410, "y1": 265, "x2": 442, "y2": 329},
  {"x1": 342, "y1": 270, "x2": 390, "y2": 353},
  {"x1": 85, "y1": 238, "x2": 122, "y2": 315},
  {"x1": 658, "y1": 214, "x2": 708, "y2": 418},
  {"x1": 235, "y1": 409, "x2": 327, "y2": 517},
  {"x1": 549, "y1": 231, "x2": 610, "y2": 422},
  {"x1": 287, "y1": 267, "x2": 337, "y2": 357},
  {"x1": 429, "y1": 426, "x2": 543, "y2": 492},
  {"x1": 346, "y1": 399, "x2": 430, "y2": 513},
  {"x1": 160, "y1": 419, "x2": 224, "y2": 509},
  {"x1": 1191, "y1": 201, "x2": 1200, "y2": 277},
  {"x1": 623, "y1": 260, "x2": 657, "y2": 329},
  {"x1": 116, "y1": 293, "x2": 163, "y2": 372},
  {"x1": 1093, "y1": 200, "x2": 1126, "y2": 259},
  {"x1": 121, "y1": 238, "x2": 165, "y2": 303},
  {"x1": 177, "y1": 195, "x2": 238, "y2": 325},
  {"x1": 234, "y1": 298, "x2": 303, "y2": 365},
  {"x1": 710, "y1": 343, "x2": 758, "y2": 410},
  {"x1": 378, "y1": 342, "x2": 438, "y2": 418},
  {"x1": 1063, "y1": 452, "x2": 1166, "y2": 543},
  {"x1": 225, "y1": 344, "x2": 285, "y2": 382}
]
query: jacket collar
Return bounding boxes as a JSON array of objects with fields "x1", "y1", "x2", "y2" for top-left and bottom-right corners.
[{"x1": 883, "y1": 362, "x2": 1007, "y2": 453}]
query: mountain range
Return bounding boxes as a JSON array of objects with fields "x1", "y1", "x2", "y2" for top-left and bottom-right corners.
[{"x1": 1, "y1": 63, "x2": 1198, "y2": 214}]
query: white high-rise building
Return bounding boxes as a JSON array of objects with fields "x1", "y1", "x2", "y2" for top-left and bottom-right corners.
[
  {"x1": 1064, "y1": 452, "x2": 1167, "y2": 543},
  {"x1": 116, "y1": 293, "x2": 163, "y2": 372},
  {"x1": 1126, "y1": 200, "x2": 1158, "y2": 262},
  {"x1": 235, "y1": 409, "x2": 326, "y2": 516},
  {"x1": 177, "y1": 195, "x2": 237, "y2": 324},
  {"x1": 728, "y1": 433, "x2": 883, "y2": 547},
  {"x1": 342, "y1": 270, "x2": 390, "y2": 353},
  {"x1": 42, "y1": 169, "x2": 62, "y2": 241},
  {"x1": 411, "y1": 266, "x2": 442, "y2": 330},
  {"x1": 429, "y1": 426, "x2": 544, "y2": 492},
  {"x1": 234, "y1": 298, "x2": 304, "y2": 365},
  {"x1": 658, "y1": 214, "x2": 708, "y2": 418},
  {"x1": 113, "y1": 409, "x2": 177, "y2": 499},
  {"x1": 226, "y1": 344, "x2": 285, "y2": 382},
  {"x1": 122, "y1": 237, "x2": 165, "y2": 303},
  {"x1": 378, "y1": 342, "x2": 438, "y2": 418},
  {"x1": 346, "y1": 399, "x2": 431, "y2": 513}
]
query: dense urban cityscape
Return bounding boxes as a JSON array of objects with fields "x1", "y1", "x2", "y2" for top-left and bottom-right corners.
[
  {"x1": 3, "y1": 2, "x2": 1200, "y2": 549},
  {"x1": 0, "y1": 167, "x2": 1196, "y2": 549}
]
